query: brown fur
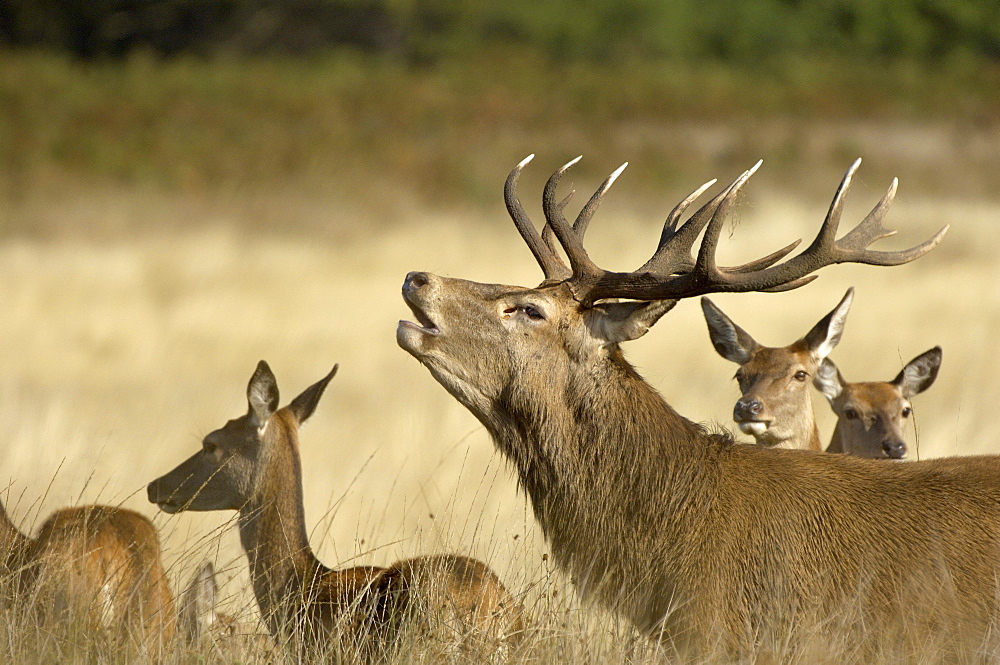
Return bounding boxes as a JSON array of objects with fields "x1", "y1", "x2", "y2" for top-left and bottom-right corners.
[
  {"x1": 0, "y1": 500, "x2": 175, "y2": 654},
  {"x1": 148, "y1": 362, "x2": 524, "y2": 661},
  {"x1": 396, "y1": 270, "x2": 997, "y2": 658}
]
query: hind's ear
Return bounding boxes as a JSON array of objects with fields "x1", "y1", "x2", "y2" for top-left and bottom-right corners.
[
  {"x1": 803, "y1": 287, "x2": 853, "y2": 361},
  {"x1": 701, "y1": 297, "x2": 759, "y2": 364},
  {"x1": 813, "y1": 357, "x2": 846, "y2": 404},
  {"x1": 289, "y1": 364, "x2": 339, "y2": 425},
  {"x1": 893, "y1": 347, "x2": 942, "y2": 398},
  {"x1": 247, "y1": 361, "x2": 280, "y2": 428},
  {"x1": 180, "y1": 561, "x2": 218, "y2": 640}
]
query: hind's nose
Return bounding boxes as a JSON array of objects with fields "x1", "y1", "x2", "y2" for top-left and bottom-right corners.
[
  {"x1": 734, "y1": 397, "x2": 764, "y2": 422},
  {"x1": 882, "y1": 440, "x2": 907, "y2": 459}
]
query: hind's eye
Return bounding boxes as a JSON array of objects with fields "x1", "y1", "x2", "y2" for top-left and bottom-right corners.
[
  {"x1": 844, "y1": 409, "x2": 858, "y2": 420},
  {"x1": 902, "y1": 407, "x2": 912, "y2": 418},
  {"x1": 793, "y1": 370, "x2": 808, "y2": 382}
]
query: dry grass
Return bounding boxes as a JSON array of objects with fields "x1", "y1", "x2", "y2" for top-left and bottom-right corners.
[{"x1": 0, "y1": 124, "x2": 998, "y2": 660}]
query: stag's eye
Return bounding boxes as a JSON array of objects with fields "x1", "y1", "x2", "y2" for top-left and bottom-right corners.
[
  {"x1": 204, "y1": 442, "x2": 218, "y2": 455},
  {"x1": 793, "y1": 370, "x2": 808, "y2": 382},
  {"x1": 523, "y1": 305, "x2": 544, "y2": 320},
  {"x1": 501, "y1": 304, "x2": 545, "y2": 321},
  {"x1": 902, "y1": 406, "x2": 912, "y2": 418},
  {"x1": 844, "y1": 408, "x2": 858, "y2": 420}
]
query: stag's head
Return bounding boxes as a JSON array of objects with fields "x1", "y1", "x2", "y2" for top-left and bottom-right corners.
[
  {"x1": 814, "y1": 347, "x2": 942, "y2": 459},
  {"x1": 398, "y1": 155, "x2": 947, "y2": 437},
  {"x1": 147, "y1": 362, "x2": 337, "y2": 513},
  {"x1": 700, "y1": 288, "x2": 853, "y2": 448}
]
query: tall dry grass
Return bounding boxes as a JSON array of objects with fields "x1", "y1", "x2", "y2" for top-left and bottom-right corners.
[{"x1": 1, "y1": 165, "x2": 997, "y2": 661}]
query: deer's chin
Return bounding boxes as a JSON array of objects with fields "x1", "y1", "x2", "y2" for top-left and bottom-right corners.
[
  {"x1": 397, "y1": 320, "x2": 439, "y2": 356},
  {"x1": 738, "y1": 421, "x2": 769, "y2": 437},
  {"x1": 156, "y1": 501, "x2": 181, "y2": 515}
]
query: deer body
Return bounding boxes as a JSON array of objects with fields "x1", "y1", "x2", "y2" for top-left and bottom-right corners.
[
  {"x1": 148, "y1": 362, "x2": 523, "y2": 661},
  {"x1": 0, "y1": 500, "x2": 175, "y2": 652},
  {"x1": 397, "y1": 157, "x2": 978, "y2": 656}
]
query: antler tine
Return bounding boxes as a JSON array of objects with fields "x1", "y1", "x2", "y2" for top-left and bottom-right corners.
[
  {"x1": 831, "y1": 177, "x2": 948, "y2": 265},
  {"x1": 638, "y1": 178, "x2": 723, "y2": 275},
  {"x1": 726, "y1": 239, "x2": 802, "y2": 273},
  {"x1": 805, "y1": 157, "x2": 862, "y2": 257},
  {"x1": 542, "y1": 157, "x2": 601, "y2": 278},
  {"x1": 574, "y1": 162, "x2": 628, "y2": 237},
  {"x1": 663, "y1": 178, "x2": 719, "y2": 238},
  {"x1": 505, "y1": 154, "x2": 571, "y2": 281},
  {"x1": 540, "y1": 190, "x2": 574, "y2": 261},
  {"x1": 693, "y1": 161, "x2": 763, "y2": 279}
]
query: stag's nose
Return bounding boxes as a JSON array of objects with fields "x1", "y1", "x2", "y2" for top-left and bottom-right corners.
[
  {"x1": 733, "y1": 397, "x2": 764, "y2": 422},
  {"x1": 882, "y1": 439, "x2": 907, "y2": 459},
  {"x1": 404, "y1": 271, "x2": 431, "y2": 294},
  {"x1": 146, "y1": 480, "x2": 160, "y2": 503}
]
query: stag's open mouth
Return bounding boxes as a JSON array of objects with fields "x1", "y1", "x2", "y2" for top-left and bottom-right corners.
[{"x1": 400, "y1": 295, "x2": 441, "y2": 336}]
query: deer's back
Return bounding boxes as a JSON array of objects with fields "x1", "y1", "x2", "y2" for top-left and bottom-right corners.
[
  {"x1": 281, "y1": 556, "x2": 522, "y2": 661},
  {"x1": 26, "y1": 505, "x2": 176, "y2": 646},
  {"x1": 684, "y1": 446, "x2": 1000, "y2": 652}
]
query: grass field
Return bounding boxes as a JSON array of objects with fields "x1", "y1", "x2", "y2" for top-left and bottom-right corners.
[{"x1": 1, "y1": 52, "x2": 999, "y2": 662}]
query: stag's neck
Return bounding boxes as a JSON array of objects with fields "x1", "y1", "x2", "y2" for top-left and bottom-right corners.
[
  {"x1": 0, "y1": 500, "x2": 30, "y2": 574},
  {"x1": 494, "y1": 355, "x2": 718, "y2": 547},
  {"x1": 236, "y1": 421, "x2": 326, "y2": 631},
  {"x1": 490, "y1": 356, "x2": 724, "y2": 629}
]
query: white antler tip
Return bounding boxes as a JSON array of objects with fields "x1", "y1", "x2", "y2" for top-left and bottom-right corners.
[
  {"x1": 747, "y1": 159, "x2": 763, "y2": 177},
  {"x1": 518, "y1": 154, "x2": 535, "y2": 168},
  {"x1": 556, "y1": 155, "x2": 583, "y2": 176},
  {"x1": 607, "y1": 162, "x2": 628, "y2": 187}
]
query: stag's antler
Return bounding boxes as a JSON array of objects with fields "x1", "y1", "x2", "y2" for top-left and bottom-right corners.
[{"x1": 504, "y1": 156, "x2": 948, "y2": 306}]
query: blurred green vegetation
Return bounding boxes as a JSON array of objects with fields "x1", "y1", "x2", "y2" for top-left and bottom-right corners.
[
  {"x1": 2, "y1": 0, "x2": 998, "y2": 63},
  {"x1": 1, "y1": 1, "x2": 998, "y2": 237}
]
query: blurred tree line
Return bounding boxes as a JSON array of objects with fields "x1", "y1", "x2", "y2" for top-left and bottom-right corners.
[{"x1": 0, "y1": 0, "x2": 997, "y2": 63}]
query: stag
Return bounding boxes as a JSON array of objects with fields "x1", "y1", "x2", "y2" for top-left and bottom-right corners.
[
  {"x1": 147, "y1": 362, "x2": 523, "y2": 662},
  {"x1": 0, "y1": 498, "x2": 175, "y2": 655},
  {"x1": 701, "y1": 288, "x2": 854, "y2": 450},
  {"x1": 394, "y1": 156, "x2": 993, "y2": 658},
  {"x1": 814, "y1": 346, "x2": 942, "y2": 459}
]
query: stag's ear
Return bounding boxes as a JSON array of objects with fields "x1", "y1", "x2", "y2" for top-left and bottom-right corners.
[
  {"x1": 893, "y1": 347, "x2": 941, "y2": 398},
  {"x1": 588, "y1": 299, "x2": 678, "y2": 345},
  {"x1": 813, "y1": 357, "x2": 846, "y2": 403},
  {"x1": 247, "y1": 361, "x2": 280, "y2": 428},
  {"x1": 803, "y1": 287, "x2": 853, "y2": 360},
  {"x1": 288, "y1": 364, "x2": 338, "y2": 425},
  {"x1": 700, "y1": 297, "x2": 759, "y2": 364}
]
